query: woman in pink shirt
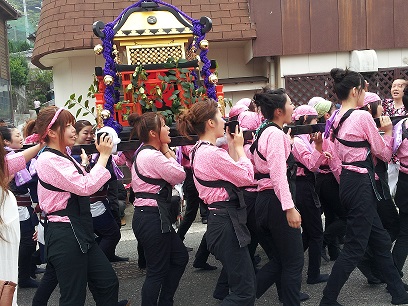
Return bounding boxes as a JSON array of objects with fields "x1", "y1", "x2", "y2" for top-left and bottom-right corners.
[
  {"x1": 392, "y1": 87, "x2": 408, "y2": 278},
  {"x1": 358, "y1": 92, "x2": 400, "y2": 282},
  {"x1": 320, "y1": 69, "x2": 408, "y2": 306},
  {"x1": 35, "y1": 106, "x2": 124, "y2": 306},
  {"x1": 250, "y1": 88, "x2": 304, "y2": 305},
  {"x1": 130, "y1": 112, "x2": 188, "y2": 306},
  {"x1": 291, "y1": 105, "x2": 329, "y2": 285},
  {"x1": 178, "y1": 99, "x2": 256, "y2": 305}
]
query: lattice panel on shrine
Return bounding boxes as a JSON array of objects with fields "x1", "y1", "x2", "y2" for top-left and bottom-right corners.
[{"x1": 127, "y1": 44, "x2": 185, "y2": 65}]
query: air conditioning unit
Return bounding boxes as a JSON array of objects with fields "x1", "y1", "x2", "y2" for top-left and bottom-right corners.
[{"x1": 350, "y1": 50, "x2": 378, "y2": 72}]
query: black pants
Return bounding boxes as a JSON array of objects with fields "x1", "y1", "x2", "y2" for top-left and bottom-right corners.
[
  {"x1": 358, "y1": 179, "x2": 400, "y2": 280},
  {"x1": 32, "y1": 264, "x2": 58, "y2": 306},
  {"x1": 178, "y1": 169, "x2": 207, "y2": 240},
  {"x1": 322, "y1": 170, "x2": 407, "y2": 303},
  {"x1": 316, "y1": 172, "x2": 346, "y2": 260},
  {"x1": 255, "y1": 190, "x2": 304, "y2": 306},
  {"x1": 206, "y1": 209, "x2": 256, "y2": 305},
  {"x1": 93, "y1": 208, "x2": 121, "y2": 261},
  {"x1": 107, "y1": 180, "x2": 122, "y2": 227},
  {"x1": 211, "y1": 191, "x2": 260, "y2": 299},
  {"x1": 243, "y1": 190, "x2": 260, "y2": 264},
  {"x1": 19, "y1": 218, "x2": 37, "y2": 283},
  {"x1": 177, "y1": 168, "x2": 210, "y2": 264},
  {"x1": 46, "y1": 223, "x2": 119, "y2": 306},
  {"x1": 133, "y1": 207, "x2": 188, "y2": 306},
  {"x1": 393, "y1": 171, "x2": 408, "y2": 275},
  {"x1": 296, "y1": 178, "x2": 323, "y2": 279}
]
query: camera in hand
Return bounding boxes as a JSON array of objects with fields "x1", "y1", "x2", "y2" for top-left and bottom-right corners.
[
  {"x1": 224, "y1": 120, "x2": 240, "y2": 134},
  {"x1": 96, "y1": 132, "x2": 107, "y2": 145}
]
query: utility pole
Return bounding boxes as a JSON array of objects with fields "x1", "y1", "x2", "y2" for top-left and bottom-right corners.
[{"x1": 22, "y1": 0, "x2": 29, "y2": 42}]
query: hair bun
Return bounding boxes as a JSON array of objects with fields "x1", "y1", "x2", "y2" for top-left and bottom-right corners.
[
  {"x1": 127, "y1": 113, "x2": 140, "y2": 127},
  {"x1": 330, "y1": 68, "x2": 347, "y2": 83}
]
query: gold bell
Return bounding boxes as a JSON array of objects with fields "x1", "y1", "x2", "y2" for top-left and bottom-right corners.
[
  {"x1": 208, "y1": 73, "x2": 218, "y2": 84},
  {"x1": 94, "y1": 44, "x2": 104, "y2": 55},
  {"x1": 199, "y1": 40, "x2": 209, "y2": 50},
  {"x1": 100, "y1": 109, "x2": 111, "y2": 120},
  {"x1": 104, "y1": 75, "x2": 114, "y2": 86}
]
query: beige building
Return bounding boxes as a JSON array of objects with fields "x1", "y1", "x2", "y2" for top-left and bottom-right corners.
[{"x1": 32, "y1": 0, "x2": 408, "y2": 119}]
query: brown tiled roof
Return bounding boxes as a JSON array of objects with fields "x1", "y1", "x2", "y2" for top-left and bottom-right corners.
[
  {"x1": 0, "y1": 0, "x2": 20, "y2": 20},
  {"x1": 32, "y1": 0, "x2": 256, "y2": 69}
]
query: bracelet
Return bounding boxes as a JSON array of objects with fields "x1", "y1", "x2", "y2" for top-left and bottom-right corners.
[
  {"x1": 164, "y1": 150, "x2": 170, "y2": 155},
  {"x1": 81, "y1": 162, "x2": 89, "y2": 167}
]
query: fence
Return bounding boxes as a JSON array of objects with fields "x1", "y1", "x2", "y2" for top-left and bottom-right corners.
[{"x1": 284, "y1": 67, "x2": 408, "y2": 106}]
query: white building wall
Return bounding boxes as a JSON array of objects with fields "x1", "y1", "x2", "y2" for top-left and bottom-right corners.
[
  {"x1": 278, "y1": 48, "x2": 408, "y2": 87},
  {"x1": 53, "y1": 50, "x2": 105, "y2": 123},
  {"x1": 209, "y1": 41, "x2": 269, "y2": 107}
]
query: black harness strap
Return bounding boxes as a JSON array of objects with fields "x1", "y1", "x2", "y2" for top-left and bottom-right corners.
[
  {"x1": 190, "y1": 142, "x2": 241, "y2": 205},
  {"x1": 190, "y1": 141, "x2": 251, "y2": 248},
  {"x1": 39, "y1": 147, "x2": 94, "y2": 253},
  {"x1": 133, "y1": 145, "x2": 173, "y2": 233},
  {"x1": 249, "y1": 121, "x2": 297, "y2": 202},
  {"x1": 331, "y1": 109, "x2": 382, "y2": 201},
  {"x1": 39, "y1": 147, "x2": 85, "y2": 217}
]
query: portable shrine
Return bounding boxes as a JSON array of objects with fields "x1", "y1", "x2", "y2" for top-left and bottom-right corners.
[{"x1": 92, "y1": 0, "x2": 225, "y2": 132}]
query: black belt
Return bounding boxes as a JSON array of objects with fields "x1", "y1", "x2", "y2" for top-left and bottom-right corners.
[
  {"x1": 254, "y1": 172, "x2": 270, "y2": 180},
  {"x1": 134, "y1": 206, "x2": 159, "y2": 213},
  {"x1": 89, "y1": 190, "x2": 107, "y2": 203},
  {"x1": 343, "y1": 159, "x2": 381, "y2": 201}
]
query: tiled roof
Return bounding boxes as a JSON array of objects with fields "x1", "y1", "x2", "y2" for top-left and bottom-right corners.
[
  {"x1": 0, "y1": 0, "x2": 21, "y2": 20},
  {"x1": 32, "y1": 0, "x2": 256, "y2": 69}
]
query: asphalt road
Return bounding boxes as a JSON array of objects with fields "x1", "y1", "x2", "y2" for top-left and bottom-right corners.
[{"x1": 17, "y1": 206, "x2": 408, "y2": 306}]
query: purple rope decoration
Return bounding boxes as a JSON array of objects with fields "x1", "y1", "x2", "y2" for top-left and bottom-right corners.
[
  {"x1": 100, "y1": 0, "x2": 216, "y2": 132},
  {"x1": 101, "y1": 23, "x2": 123, "y2": 134},
  {"x1": 192, "y1": 20, "x2": 216, "y2": 101}
]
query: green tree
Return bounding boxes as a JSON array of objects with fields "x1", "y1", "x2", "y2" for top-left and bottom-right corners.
[
  {"x1": 9, "y1": 54, "x2": 29, "y2": 87},
  {"x1": 8, "y1": 40, "x2": 32, "y2": 53},
  {"x1": 26, "y1": 69, "x2": 53, "y2": 109}
]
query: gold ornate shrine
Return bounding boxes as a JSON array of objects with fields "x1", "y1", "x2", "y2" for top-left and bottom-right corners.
[{"x1": 93, "y1": 1, "x2": 224, "y2": 127}]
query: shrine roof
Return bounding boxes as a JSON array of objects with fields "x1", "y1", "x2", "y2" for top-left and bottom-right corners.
[{"x1": 32, "y1": 0, "x2": 256, "y2": 69}]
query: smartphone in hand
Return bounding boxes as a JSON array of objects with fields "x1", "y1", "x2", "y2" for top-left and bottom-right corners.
[
  {"x1": 96, "y1": 132, "x2": 106, "y2": 145},
  {"x1": 224, "y1": 120, "x2": 240, "y2": 134}
]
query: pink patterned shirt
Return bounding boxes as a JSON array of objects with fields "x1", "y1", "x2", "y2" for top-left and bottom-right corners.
[
  {"x1": 321, "y1": 140, "x2": 342, "y2": 182},
  {"x1": 191, "y1": 141, "x2": 254, "y2": 205},
  {"x1": 251, "y1": 125, "x2": 295, "y2": 211},
  {"x1": 180, "y1": 145, "x2": 194, "y2": 168},
  {"x1": 131, "y1": 148, "x2": 185, "y2": 207},
  {"x1": 37, "y1": 151, "x2": 111, "y2": 222},
  {"x1": 292, "y1": 135, "x2": 326, "y2": 176},
  {"x1": 331, "y1": 110, "x2": 393, "y2": 174},
  {"x1": 5, "y1": 152, "x2": 26, "y2": 176}
]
